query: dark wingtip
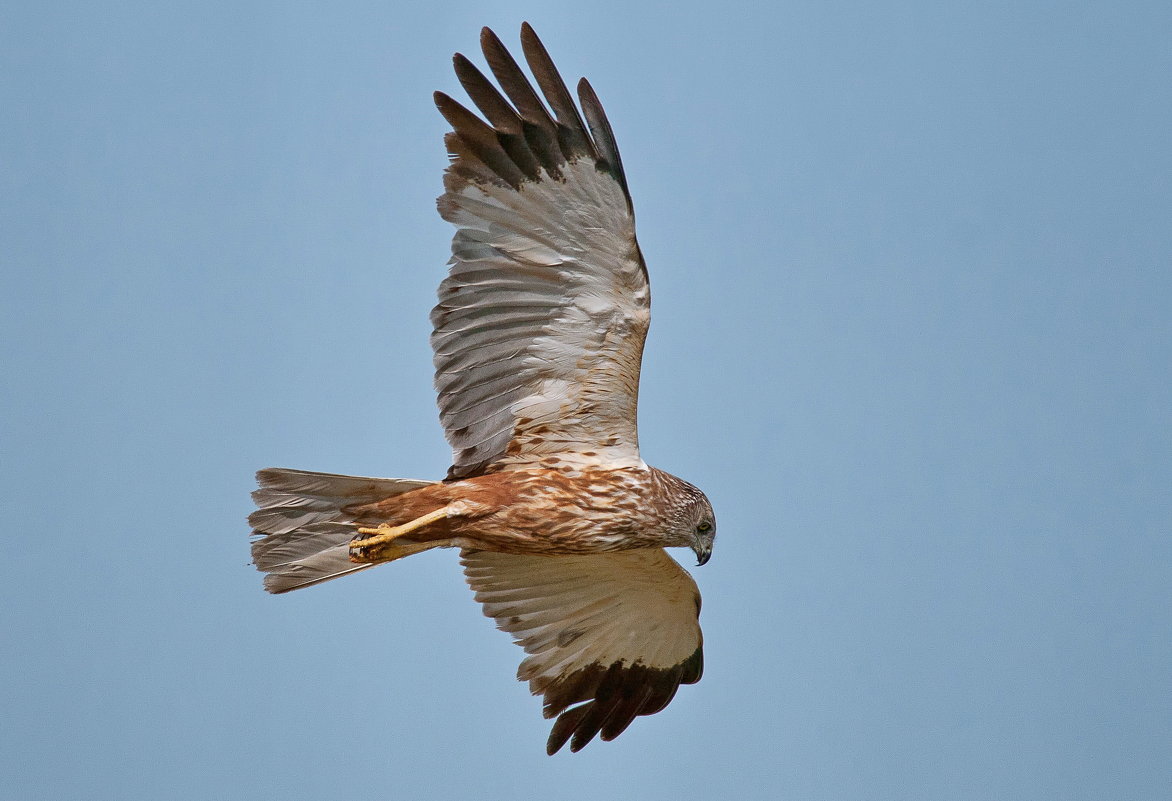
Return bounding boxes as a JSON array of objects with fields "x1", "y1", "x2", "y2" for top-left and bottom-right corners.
[
  {"x1": 480, "y1": 25, "x2": 502, "y2": 48},
  {"x1": 545, "y1": 703, "x2": 590, "y2": 755}
]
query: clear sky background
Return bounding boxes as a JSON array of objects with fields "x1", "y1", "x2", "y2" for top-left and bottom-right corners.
[{"x1": 3, "y1": 2, "x2": 1169, "y2": 799}]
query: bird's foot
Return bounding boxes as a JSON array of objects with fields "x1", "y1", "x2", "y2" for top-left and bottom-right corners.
[{"x1": 349, "y1": 501, "x2": 471, "y2": 560}]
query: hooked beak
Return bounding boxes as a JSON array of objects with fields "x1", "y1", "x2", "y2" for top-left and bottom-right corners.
[{"x1": 693, "y1": 543, "x2": 712, "y2": 567}]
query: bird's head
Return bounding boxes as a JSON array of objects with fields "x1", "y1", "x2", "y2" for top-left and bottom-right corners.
[
  {"x1": 687, "y1": 494, "x2": 716, "y2": 567},
  {"x1": 657, "y1": 470, "x2": 716, "y2": 566}
]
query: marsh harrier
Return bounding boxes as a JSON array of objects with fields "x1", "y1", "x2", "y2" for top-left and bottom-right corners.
[{"x1": 250, "y1": 24, "x2": 716, "y2": 754}]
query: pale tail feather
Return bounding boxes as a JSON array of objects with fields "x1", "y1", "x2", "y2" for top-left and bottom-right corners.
[{"x1": 249, "y1": 468, "x2": 438, "y2": 594}]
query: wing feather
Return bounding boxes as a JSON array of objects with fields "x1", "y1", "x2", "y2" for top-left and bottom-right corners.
[
  {"x1": 519, "y1": 23, "x2": 598, "y2": 162},
  {"x1": 479, "y1": 26, "x2": 565, "y2": 171},
  {"x1": 577, "y1": 78, "x2": 631, "y2": 203},
  {"x1": 461, "y1": 548, "x2": 704, "y2": 754},
  {"x1": 434, "y1": 25, "x2": 649, "y2": 480}
]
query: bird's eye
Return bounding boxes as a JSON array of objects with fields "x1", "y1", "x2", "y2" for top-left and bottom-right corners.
[{"x1": 696, "y1": 521, "x2": 712, "y2": 533}]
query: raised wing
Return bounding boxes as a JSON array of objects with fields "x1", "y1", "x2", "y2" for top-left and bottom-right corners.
[
  {"x1": 433, "y1": 24, "x2": 650, "y2": 480},
  {"x1": 461, "y1": 548, "x2": 704, "y2": 754}
]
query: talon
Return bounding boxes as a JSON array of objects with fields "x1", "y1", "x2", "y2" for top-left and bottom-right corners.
[
  {"x1": 350, "y1": 503, "x2": 470, "y2": 551},
  {"x1": 351, "y1": 522, "x2": 407, "y2": 549}
]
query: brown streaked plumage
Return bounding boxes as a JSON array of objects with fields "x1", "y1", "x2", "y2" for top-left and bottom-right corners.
[{"x1": 249, "y1": 23, "x2": 716, "y2": 755}]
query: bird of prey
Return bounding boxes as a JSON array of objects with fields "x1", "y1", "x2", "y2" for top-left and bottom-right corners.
[{"x1": 249, "y1": 23, "x2": 716, "y2": 755}]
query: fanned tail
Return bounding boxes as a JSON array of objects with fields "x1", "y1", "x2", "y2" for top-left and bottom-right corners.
[{"x1": 249, "y1": 468, "x2": 437, "y2": 593}]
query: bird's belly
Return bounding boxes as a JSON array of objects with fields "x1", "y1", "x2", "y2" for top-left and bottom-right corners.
[{"x1": 447, "y1": 466, "x2": 668, "y2": 555}]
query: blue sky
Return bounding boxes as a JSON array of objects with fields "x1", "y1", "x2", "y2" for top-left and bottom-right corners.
[{"x1": 2, "y1": 2, "x2": 1169, "y2": 799}]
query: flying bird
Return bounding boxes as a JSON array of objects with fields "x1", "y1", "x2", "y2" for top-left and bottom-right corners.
[{"x1": 249, "y1": 23, "x2": 716, "y2": 755}]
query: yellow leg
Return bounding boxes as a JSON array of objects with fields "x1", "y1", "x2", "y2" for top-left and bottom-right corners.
[{"x1": 351, "y1": 504, "x2": 459, "y2": 549}]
